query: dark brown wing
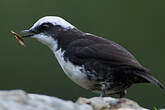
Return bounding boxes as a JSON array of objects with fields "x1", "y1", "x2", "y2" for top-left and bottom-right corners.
[
  {"x1": 74, "y1": 41, "x2": 144, "y2": 69},
  {"x1": 65, "y1": 34, "x2": 164, "y2": 88}
]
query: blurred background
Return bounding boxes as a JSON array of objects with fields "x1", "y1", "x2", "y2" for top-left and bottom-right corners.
[{"x1": 0, "y1": 0, "x2": 165, "y2": 108}]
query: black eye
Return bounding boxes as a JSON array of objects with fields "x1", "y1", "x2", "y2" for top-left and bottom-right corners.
[
  {"x1": 39, "y1": 23, "x2": 52, "y2": 32},
  {"x1": 55, "y1": 25, "x2": 62, "y2": 28}
]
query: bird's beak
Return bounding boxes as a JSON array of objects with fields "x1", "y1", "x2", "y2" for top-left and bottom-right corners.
[{"x1": 20, "y1": 29, "x2": 35, "y2": 38}]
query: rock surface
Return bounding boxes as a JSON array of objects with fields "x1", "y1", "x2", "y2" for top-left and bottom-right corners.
[{"x1": 0, "y1": 90, "x2": 162, "y2": 110}]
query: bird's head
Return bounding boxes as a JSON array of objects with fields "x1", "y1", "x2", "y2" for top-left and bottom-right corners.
[{"x1": 21, "y1": 16, "x2": 75, "y2": 48}]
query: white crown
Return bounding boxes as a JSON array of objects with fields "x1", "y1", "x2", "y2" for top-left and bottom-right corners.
[{"x1": 30, "y1": 16, "x2": 75, "y2": 30}]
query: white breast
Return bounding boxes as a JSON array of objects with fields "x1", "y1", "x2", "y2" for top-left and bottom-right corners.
[{"x1": 52, "y1": 48, "x2": 91, "y2": 89}]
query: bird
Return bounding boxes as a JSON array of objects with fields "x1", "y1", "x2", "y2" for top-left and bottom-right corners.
[{"x1": 20, "y1": 16, "x2": 164, "y2": 98}]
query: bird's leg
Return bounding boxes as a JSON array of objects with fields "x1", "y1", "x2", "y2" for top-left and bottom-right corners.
[
  {"x1": 99, "y1": 84, "x2": 106, "y2": 97},
  {"x1": 99, "y1": 89, "x2": 105, "y2": 97},
  {"x1": 119, "y1": 90, "x2": 127, "y2": 98}
]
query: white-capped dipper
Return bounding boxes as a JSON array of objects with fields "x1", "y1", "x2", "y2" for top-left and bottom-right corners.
[{"x1": 21, "y1": 16, "x2": 164, "y2": 97}]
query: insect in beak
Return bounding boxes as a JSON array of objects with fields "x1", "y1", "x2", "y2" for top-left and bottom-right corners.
[{"x1": 11, "y1": 30, "x2": 26, "y2": 46}]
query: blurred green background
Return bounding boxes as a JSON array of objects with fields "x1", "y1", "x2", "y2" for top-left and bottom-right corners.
[{"x1": 0, "y1": 0, "x2": 164, "y2": 108}]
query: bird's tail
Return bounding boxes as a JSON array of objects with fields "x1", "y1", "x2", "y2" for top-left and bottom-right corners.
[{"x1": 134, "y1": 71, "x2": 164, "y2": 89}]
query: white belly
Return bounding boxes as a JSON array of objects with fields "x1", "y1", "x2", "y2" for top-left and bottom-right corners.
[{"x1": 53, "y1": 48, "x2": 91, "y2": 89}]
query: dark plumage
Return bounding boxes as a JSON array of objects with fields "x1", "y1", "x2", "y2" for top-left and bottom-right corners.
[{"x1": 21, "y1": 16, "x2": 164, "y2": 97}]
